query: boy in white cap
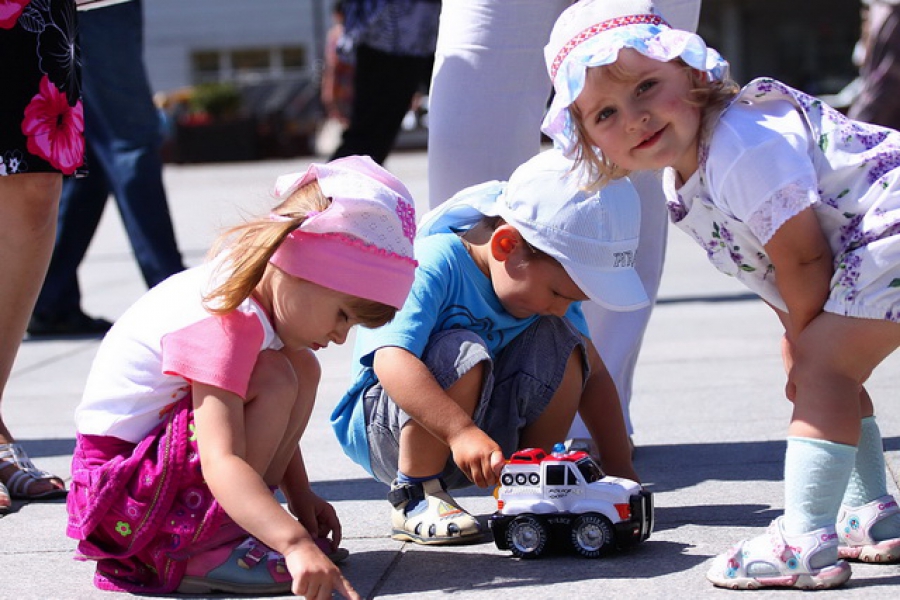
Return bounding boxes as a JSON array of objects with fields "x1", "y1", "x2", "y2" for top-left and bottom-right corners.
[{"x1": 332, "y1": 148, "x2": 647, "y2": 544}]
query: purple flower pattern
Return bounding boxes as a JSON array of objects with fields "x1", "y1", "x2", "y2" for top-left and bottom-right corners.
[{"x1": 668, "y1": 78, "x2": 900, "y2": 320}]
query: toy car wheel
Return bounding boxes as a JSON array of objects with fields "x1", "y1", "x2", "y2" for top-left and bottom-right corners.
[
  {"x1": 506, "y1": 515, "x2": 549, "y2": 559},
  {"x1": 570, "y1": 513, "x2": 614, "y2": 558}
]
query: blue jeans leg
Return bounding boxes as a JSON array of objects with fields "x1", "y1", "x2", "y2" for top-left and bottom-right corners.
[{"x1": 35, "y1": 0, "x2": 184, "y2": 317}]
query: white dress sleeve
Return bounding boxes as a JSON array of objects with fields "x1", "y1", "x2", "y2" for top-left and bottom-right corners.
[{"x1": 705, "y1": 99, "x2": 821, "y2": 245}]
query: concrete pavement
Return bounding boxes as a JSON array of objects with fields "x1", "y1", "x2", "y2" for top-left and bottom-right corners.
[{"x1": 1, "y1": 150, "x2": 899, "y2": 599}]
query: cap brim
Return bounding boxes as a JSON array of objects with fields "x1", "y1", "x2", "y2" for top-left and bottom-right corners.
[{"x1": 565, "y1": 264, "x2": 650, "y2": 312}]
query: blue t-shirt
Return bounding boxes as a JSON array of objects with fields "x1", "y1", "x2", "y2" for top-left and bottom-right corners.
[{"x1": 331, "y1": 233, "x2": 588, "y2": 474}]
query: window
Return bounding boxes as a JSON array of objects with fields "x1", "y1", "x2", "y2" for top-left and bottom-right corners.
[
  {"x1": 190, "y1": 46, "x2": 309, "y2": 86},
  {"x1": 192, "y1": 50, "x2": 220, "y2": 84},
  {"x1": 546, "y1": 465, "x2": 566, "y2": 486}
]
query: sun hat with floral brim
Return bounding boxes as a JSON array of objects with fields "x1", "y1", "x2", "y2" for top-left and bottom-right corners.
[{"x1": 542, "y1": 0, "x2": 730, "y2": 156}]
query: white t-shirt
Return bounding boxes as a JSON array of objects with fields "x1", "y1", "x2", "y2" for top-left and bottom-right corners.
[{"x1": 76, "y1": 263, "x2": 283, "y2": 443}]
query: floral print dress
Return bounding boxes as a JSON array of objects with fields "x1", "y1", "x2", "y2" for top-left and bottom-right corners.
[
  {"x1": 665, "y1": 78, "x2": 900, "y2": 323},
  {"x1": 0, "y1": 0, "x2": 85, "y2": 177}
]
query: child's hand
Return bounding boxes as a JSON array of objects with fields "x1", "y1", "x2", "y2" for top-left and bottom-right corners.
[
  {"x1": 285, "y1": 540, "x2": 360, "y2": 599},
  {"x1": 449, "y1": 425, "x2": 504, "y2": 488},
  {"x1": 309, "y1": 493, "x2": 343, "y2": 551}
]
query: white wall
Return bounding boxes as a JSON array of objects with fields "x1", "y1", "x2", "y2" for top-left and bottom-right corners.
[{"x1": 142, "y1": 0, "x2": 330, "y2": 93}]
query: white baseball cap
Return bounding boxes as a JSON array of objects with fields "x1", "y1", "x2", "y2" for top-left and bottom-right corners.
[{"x1": 418, "y1": 148, "x2": 648, "y2": 311}]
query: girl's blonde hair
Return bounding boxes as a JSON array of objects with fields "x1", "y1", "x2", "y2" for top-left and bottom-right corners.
[
  {"x1": 203, "y1": 181, "x2": 398, "y2": 328},
  {"x1": 569, "y1": 59, "x2": 740, "y2": 190}
]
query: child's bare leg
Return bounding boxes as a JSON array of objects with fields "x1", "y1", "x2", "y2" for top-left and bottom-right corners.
[
  {"x1": 519, "y1": 346, "x2": 584, "y2": 452},
  {"x1": 709, "y1": 315, "x2": 900, "y2": 588},
  {"x1": 264, "y1": 348, "x2": 320, "y2": 485},
  {"x1": 786, "y1": 314, "x2": 900, "y2": 531},
  {"x1": 241, "y1": 349, "x2": 315, "y2": 482},
  {"x1": 788, "y1": 314, "x2": 900, "y2": 443},
  {"x1": 398, "y1": 360, "x2": 485, "y2": 478}
]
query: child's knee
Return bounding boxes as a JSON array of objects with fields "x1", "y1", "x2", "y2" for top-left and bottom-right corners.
[
  {"x1": 287, "y1": 347, "x2": 322, "y2": 390},
  {"x1": 247, "y1": 350, "x2": 302, "y2": 405}
]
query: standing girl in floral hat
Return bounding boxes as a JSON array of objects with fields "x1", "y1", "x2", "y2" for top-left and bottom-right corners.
[{"x1": 543, "y1": 0, "x2": 900, "y2": 591}]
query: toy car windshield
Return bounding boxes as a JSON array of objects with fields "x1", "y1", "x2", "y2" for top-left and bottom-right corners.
[{"x1": 575, "y1": 455, "x2": 604, "y2": 483}]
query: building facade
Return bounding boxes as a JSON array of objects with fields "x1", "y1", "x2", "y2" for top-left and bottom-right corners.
[
  {"x1": 143, "y1": 0, "x2": 862, "y2": 97},
  {"x1": 143, "y1": 0, "x2": 329, "y2": 94}
]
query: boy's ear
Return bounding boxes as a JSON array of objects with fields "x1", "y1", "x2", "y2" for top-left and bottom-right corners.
[{"x1": 490, "y1": 225, "x2": 520, "y2": 261}]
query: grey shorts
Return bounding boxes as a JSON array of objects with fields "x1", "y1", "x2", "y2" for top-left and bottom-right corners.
[{"x1": 362, "y1": 316, "x2": 588, "y2": 489}]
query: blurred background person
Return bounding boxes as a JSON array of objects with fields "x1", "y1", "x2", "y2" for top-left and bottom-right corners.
[
  {"x1": 28, "y1": 0, "x2": 185, "y2": 337},
  {"x1": 849, "y1": 0, "x2": 900, "y2": 128},
  {"x1": 330, "y1": 0, "x2": 440, "y2": 165}
]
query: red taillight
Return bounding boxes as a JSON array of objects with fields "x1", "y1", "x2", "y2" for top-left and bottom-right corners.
[
  {"x1": 615, "y1": 503, "x2": 630, "y2": 520},
  {"x1": 497, "y1": 499, "x2": 505, "y2": 510}
]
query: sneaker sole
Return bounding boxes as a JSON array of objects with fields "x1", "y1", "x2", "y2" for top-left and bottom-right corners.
[
  {"x1": 391, "y1": 528, "x2": 487, "y2": 546},
  {"x1": 177, "y1": 575, "x2": 292, "y2": 595},
  {"x1": 707, "y1": 561, "x2": 852, "y2": 591},
  {"x1": 839, "y1": 539, "x2": 900, "y2": 563}
]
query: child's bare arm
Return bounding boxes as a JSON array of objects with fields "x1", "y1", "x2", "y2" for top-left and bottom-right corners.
[
  {"x1": 577, "y1": 340, "x2": 639, "y2": 482},
  {"x1": 373, "y1": 346, "x2": 503, "y2": 486},
  {"x1": 192, "y1": 383, "x2": 358, "y2": 599},
  {"x1": 764, "y1": 206, "x2": 833, "y2": 340}
]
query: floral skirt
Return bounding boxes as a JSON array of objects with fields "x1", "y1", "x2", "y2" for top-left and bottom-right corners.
[
  {"x1": 66, "y1": 397, "x2": 246, "y2": 593},
  {"x1": 0, "y1": 0, "x2": 85, "y2": 177}
]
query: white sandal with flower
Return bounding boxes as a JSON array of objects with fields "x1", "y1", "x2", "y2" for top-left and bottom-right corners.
[
  {"x1": 837, "y1": 495, "x2": 900, "y2": 563},
  {"x1": 707, "y1": 517, "x2": 851, "y2": 590},
  {"x1": 0, "y1": 443, "x2": 67, "y2": 500}
]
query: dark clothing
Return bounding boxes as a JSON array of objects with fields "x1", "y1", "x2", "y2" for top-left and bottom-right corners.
[
  {"x1": 33, "y1": 0, "x2": 184, "y2": 320},
  {"x1": 0, "y1": 0, "x2": 86, "y2": 177},
  {"x1": 850, "y1": 2, "x2": 900, "y2": 128},
  {"x1": 330, "y1": 44, "x2": 434, "y2": 164}
]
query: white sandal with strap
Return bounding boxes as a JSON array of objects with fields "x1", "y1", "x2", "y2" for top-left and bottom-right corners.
[
  {"x1": 0, "y1": 443, "x2": 67, "y2": 500},
  {"x1": 837, "y1": 495, "x2": 900, "y2": 563},
  {"x1": 707, "y1": 517, "x2": 851, "y2": 590}
]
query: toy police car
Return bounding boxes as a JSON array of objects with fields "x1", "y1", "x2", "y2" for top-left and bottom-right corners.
[{"x1": 490, "y1": 444, "x2": 653, "y2": 558}]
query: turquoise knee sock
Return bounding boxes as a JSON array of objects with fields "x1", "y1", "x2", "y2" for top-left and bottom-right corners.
[
  {"x1": 783, "y1": 436, "x2": 856, "y2": 535},
  {"x1": 841, "y1": 416, "x2": 900, "y2": 541}
]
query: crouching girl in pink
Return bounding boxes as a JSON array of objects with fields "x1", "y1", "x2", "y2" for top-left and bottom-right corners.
[{"x1": 66, "y1": 156, "x2": 417, "y2": 598}]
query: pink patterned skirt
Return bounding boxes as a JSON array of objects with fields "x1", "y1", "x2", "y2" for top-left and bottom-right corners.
[{"x1": 66, "y1": 397, "x2": 246, "y2": 593}]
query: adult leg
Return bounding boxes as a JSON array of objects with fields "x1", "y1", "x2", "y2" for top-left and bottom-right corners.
[
  {"x1": 575, "y1": 170, "x2": 668, "y2": 438},
  {"x1": 427, "y1": 0, "x2": 569, "y2": 207},
  {"x1": 428, "y1": 0, "x2": 700, "y2": 440},
  {"x1": 77, "y1": 0, "x2": 184, "y2": 288},
  {"x1": 331, "y1": 45, "x2": 430, "y2": 165},
  {"x1": 0, "y1": 173, "x2": 66, "y2": 497},
  {"x1": 31, "y1": 143, "x2": 111, "y2": 327}
]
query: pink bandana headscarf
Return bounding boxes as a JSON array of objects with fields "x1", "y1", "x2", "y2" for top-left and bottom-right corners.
[{"x1": 268, "y1": 155, "x2": 418, "y2": 309}]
